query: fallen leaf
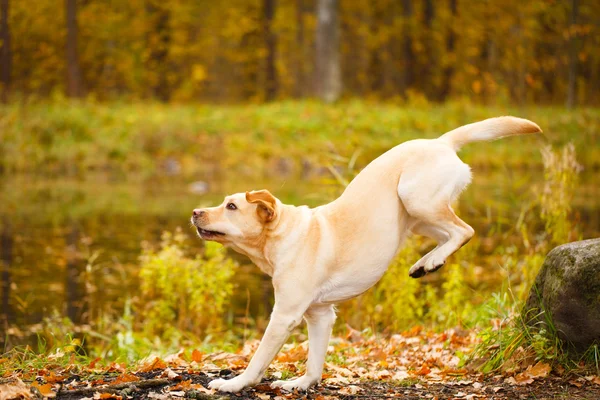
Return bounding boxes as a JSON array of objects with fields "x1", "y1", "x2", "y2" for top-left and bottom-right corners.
[
  {"x1": 112, "y1": 373, "x2": 139, "y2": 384},
  {"x1": 44, "y1": 372, "x2": 67, "y2": 384},
  {"x1": 585, "y1": 375, "x2": 600, "y2": 385},
  {"x1": 137, "y1": 356, "x2": 167, "y2": 372},
  {"x1": 191, "y1": 349, "x2": 203, "y2": 363},
  {"x1": 416, "y1": 364, "x2": 431, "y2": 376},
  {"x1": 277, "y1": 345, "x2": 307, "y2": 363},
  {"x1": 191, "y1": 385, "x2": 215, "y2": 395},
  {"x1": 164, "y1": 349, "x2": 188, "y2": 367},
  {"x1": 256, "y1": 394, "x2": 271, "y2": 400},
  {"x1": 339, "y1": 385, "x2": 363, "y2": 395},
  {"x1": 31, "y1": 382, "x2": 56, "y2": 398},
  {"x1": 170, "y1": 380, "x2": 192, "y2": 391},
  {"x1": 346, "y1": 325, "x2": 364, "y2": 343},
  {"x1": 526, "y1": 362, "x2": 551, "y2": 378},
  {"x1": 569, "y1": 379, "x2": 584, "y2": 387},
  {"x1": 160, "y1": 368, "x2": 181, "y2": 380},
  {"x1": 0, "y1": 378, "x2": 32, "y2": 400}
]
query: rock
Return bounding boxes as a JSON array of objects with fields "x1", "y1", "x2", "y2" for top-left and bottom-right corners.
[{"x1": 524, "y1": 238, "x2": 600, "y2": 351}]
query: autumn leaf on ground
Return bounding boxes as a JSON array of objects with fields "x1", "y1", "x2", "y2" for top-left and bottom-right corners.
[
  {"x1": 191, "y1": 349, "x2": 203, "y2": 363},
  {"x1": 526, "y1": 362, "x2": 551, "y2": 378},
  {"x1": 137, "y1": 356, "x2": 167, "y2": 372},
  {"x1": 416, "y1": 364, "x2": 432, "y2": 376},
  {"x1": 0, "y1": 378, "x2": 32, "y2": 400},
  {"x1": 277, "y1": 345, "x2": 307, "y2": 363},
  {"x1": 31, "y1": 382, "x2": 56, "y2": 398},
  {"x1": 164, "y1": 349, "x2": 189, "y2": 368},
  {"x1": 585, "y1": 375, "x2": 600, "y2": 385},
  {"x1": 160, "y1": 367, "x2": 181, "y2": 380},
  {"x1": 339, "y1": 385, "x2": 363, "y2": 395},
  {"x1": 112, "y1": 373, "x2": 140, "y2": 384},
  {"x1": 93, "y1": 393, "x2": 122, "y2": 400}
]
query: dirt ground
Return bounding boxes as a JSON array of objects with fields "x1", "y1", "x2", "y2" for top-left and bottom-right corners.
[{"x1": 52, "y1": 369, "x2": 600, "y2": 400}]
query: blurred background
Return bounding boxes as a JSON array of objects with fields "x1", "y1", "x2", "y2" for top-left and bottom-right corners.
[
  {"x1": 1, "y1": 0, "x2": 600, "y2": 104},
  {"x1": 0, "y1": 0, "x2": 599, "y2": 361}
]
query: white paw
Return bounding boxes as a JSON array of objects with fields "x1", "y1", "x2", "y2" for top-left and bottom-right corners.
[
  {"x1": 270, "y1": 376, "x2": 318, "y2": 391},
  {"x1": 208, "y1": 376, "x2": 253, "y2": 392},
  {"x1": 409, "y1": 256, "x2": 445, "y2": 278},
  {"x1": 424, "y1": 257, "x2": 445, "y2": 273}
]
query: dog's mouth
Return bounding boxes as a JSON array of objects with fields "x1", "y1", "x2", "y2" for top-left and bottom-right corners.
[{"x1": 196, "y1": 227, "x2": 226, "y2": 239}]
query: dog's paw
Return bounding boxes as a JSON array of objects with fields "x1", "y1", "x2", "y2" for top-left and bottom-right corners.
[
  {"x1": 409, "y1": 258, "x2": 445, "y2": 278},
  {"x1": 408, "y1": 265, "x2": 427, "y2": 278},
  {"x1": 271, "y1": 376, "x2": 318, "y2": 391},
  {"x1": 425, "y1": 258, "x2": 445, "y2": 273},
  {"x1": 209, "y1": 376, "x2": 252, "y2": 393}
]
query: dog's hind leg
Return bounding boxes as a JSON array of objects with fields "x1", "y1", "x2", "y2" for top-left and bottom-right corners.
[
  {"x1": 408, "y1": 221, "x2": 450, "y2": 275},
  {"x1": 398, "y1": 153, "x2": 474, "y2": 278},
  {"x1": 406, "y1": 206, "x2": 474, "y2": 278},
  {"x1": 271, "y1": 304, "x2": 336, "y2": 391}
]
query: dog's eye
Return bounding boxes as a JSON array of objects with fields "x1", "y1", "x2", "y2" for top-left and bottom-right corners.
[{"x1": 226, "y1": 203, "x2": 237, "y2": 210}]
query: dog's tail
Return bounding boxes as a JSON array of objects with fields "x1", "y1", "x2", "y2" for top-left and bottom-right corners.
[{"x1": 438, "y1": 116, "x2": 542, "y2": 152}]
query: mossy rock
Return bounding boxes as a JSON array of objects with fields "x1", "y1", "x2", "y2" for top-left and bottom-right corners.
[{"x1": 524, "y1": 238, "x2": 600, "y2": 352}]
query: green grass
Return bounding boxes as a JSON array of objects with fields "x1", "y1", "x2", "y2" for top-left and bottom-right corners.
[{"x1": 1, "y1": 99, "x2": 599, "y2": 175}]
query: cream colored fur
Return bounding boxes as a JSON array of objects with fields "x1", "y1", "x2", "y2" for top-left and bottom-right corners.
[{"x1": 191, "y1": 116, "x2": 541, "y2": 393}]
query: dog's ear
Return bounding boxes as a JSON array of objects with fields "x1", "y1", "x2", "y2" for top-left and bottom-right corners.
[{"x1": 246, "y1": 190, "x2": 277, "y2": 223}]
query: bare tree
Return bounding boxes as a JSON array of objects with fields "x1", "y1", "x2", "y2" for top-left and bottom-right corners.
[
  {"x1": 315, "y1": 0, "x2": 341, "y2": 103},
  {"x1": 399, "y1": 0, "x2": 414, "y2": 95},
  {"x1": 65, "y1": 0, "x2": 83, "y2": 97},
  {"x1": 566, "y1": 0, "x2": 579, "y2": 108},
  {"x1": 294, "y1": 0, "x2": 305, "y2": 98},
  {"x1": 145, "y1": 1, "x2": 171, "y2": 101},
  {"x1": 0, "y1": 0, "x2": 10, "y2": 102},
  {"x1": 422, "y1": 0, "x2": 435, "y2": 98},
  {"x1": 263, "y1": 0, "x2": 277, "y2": 101}
]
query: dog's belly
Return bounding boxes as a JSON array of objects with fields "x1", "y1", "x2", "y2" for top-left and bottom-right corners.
[{"x1": 315, "y1": 236, "x2": 402, "y2": 304}]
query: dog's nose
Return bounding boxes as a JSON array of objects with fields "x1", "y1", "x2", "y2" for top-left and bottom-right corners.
[{"x1": 192, "y1": 209, "x2": 205, "y2": 217}]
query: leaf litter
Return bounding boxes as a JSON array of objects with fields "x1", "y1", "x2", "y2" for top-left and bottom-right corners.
[{"x1": 2, "y1": 328, "x2": 600, "y2": 399}]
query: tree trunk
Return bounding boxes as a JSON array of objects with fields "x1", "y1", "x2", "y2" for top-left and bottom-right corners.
[
  {"x1": 440, "y1": 0, "x2": 457, "y2": 101},
  {"x1": 294, "y1": 0, "x2": 305, "y2": 98},
  {"x1": 315, "y1": 0, "x2": 341, "y2": 103},
  {"x1": 146, "y1": 1, "x2": 171, "y2": 102},
  {"x1": 263, "y1": 0, "x2": 277, "y2": 101},
  {"x1": 422, "y1": 0, "x2": 434, "y2": 99},
  {"x1": 399, "y1": 0, "x2": 414, "y2": 95},
  {"x1": 566, "y1": 0, "x2": 579, "y2": 109},
  {"x1": 0, "y1": 0, "x2": 10, "y2": 103},
  {"x1": 65, "y1": 0, "x2": 83, "y2": 98}
]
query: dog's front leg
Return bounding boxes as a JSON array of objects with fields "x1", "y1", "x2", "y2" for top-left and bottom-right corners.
[
  {"x1": 209, "y1": 302, "x2": 307, "y2": 393},
  {"x1": 271, "y1": 304, "x2": 336, "y2": 391}
]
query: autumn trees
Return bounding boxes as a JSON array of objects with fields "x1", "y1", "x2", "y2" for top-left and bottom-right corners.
[{"x1": 2, "y1": 0, "x2": 599, "y2": 105}]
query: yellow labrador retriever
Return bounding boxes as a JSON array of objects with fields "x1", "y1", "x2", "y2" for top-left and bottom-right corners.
[{"x1": 191, "y1": 117, "x2": 541, "y2": 393}]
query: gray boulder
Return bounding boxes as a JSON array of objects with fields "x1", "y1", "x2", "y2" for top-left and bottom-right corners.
[{"x1": 524, "y1": 238, "x2": 600, "y2": 352}]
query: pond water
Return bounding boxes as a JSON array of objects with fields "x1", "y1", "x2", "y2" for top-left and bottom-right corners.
[{"x1": 1, "y1": 168, "x2": 599, "y2": 345}]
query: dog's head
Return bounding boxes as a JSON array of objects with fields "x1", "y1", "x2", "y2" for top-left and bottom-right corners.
[{"x1": 191, "y1": 190, "x2": 278, "y2": 247}]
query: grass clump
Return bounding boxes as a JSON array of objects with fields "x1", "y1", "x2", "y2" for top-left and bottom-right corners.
[{"x1": 138, "y1": 229, "x2": 238, "y2": 339}]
